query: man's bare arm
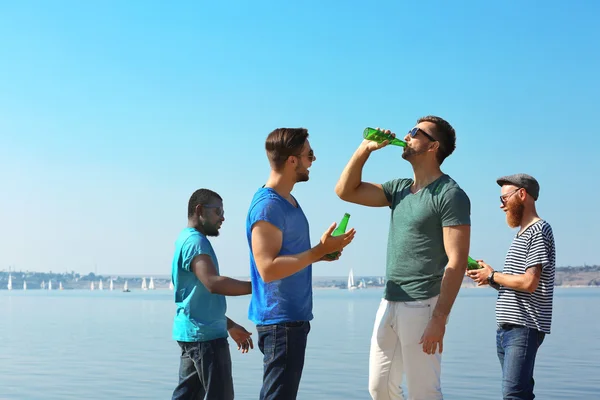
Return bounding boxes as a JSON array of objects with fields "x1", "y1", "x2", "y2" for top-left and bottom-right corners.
[
  {"x1": 335, "y1": 143, "x2": 390, "y2": 207},
  {"x1": 432, "y1": 225, "x2": 471, "y2": 319},
  {"x1": 252, "y1": 220, "x2": 355, "y2": 283},
  {"x1": 192, "y1": 255, "x2": 251, "y2": 296}
]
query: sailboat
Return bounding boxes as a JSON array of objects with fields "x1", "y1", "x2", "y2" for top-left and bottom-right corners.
[
  {"x1": 98, "y1": 280, "x2": 103, "y2": 290},
  {"x1": 169, "y1": 280, "x2": 174, "y2": 290},
  {"x1": 90, "y1": 281, "x2": 95, "y2": 291},
  {"x1": 141, "y1": 277, "x2": 147, "y2": 290},
  {"x1": 48, "y1": 280, "x2": 52, "y2": 291},
  {"x1": 109, "y1": 279, "x2": 114, "y2": 291},
  {"x1": 40, "y1": 281, "x2": 46, "y2": 289},
  {"x1": 23, "y1": 280, "x2": 27, "y2": 290},
  {"x1": 7, "y1": 274, "x2": 12, "y2": 291},
  {"x1": 149, "y1": 277, "x2": 155, "y2": 290},
  {"x1": 347, "y1": 268, "x2": 357, "y2": 290},
  {"x1": 123, "y1": 280, "x2": 130, "y2": 292},
  {"x1": 59, "y1": 282, "x2": 63, "y2": 290}
]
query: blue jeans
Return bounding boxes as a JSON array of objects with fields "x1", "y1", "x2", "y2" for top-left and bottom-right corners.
[
  {"x1": 172, "y1": 338, "x2": 234, "y2": 400},
  {"x1": 496, "y1": 324, "x2": 545, "y2": 400},
  {"x1": 257, "y1": 321, "x2": 311, "y2": 400}
]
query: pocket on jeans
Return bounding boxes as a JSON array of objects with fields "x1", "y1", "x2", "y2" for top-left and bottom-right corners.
[{"x1": 257, "y1": 325, "x2": 276, "y2": 363}]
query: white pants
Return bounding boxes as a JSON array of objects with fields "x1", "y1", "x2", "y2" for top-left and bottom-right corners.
[{"x1": 368, "y1": 297, "x2": 443, "y2": 400}]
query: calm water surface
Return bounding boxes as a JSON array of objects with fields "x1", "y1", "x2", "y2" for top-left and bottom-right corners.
[{"x1": 1, "y1": 287, "x2": 598, "y2": 399}]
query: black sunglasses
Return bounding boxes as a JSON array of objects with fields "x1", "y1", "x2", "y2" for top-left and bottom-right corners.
[
  {"x1": 409, "y1": 127, "x2": 437, "y2": 142},
  {"x1": 203, "y1": 204, "x2": 224, "y2": 217}
]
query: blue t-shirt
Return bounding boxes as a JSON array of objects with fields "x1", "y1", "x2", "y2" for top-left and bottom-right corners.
[
  {"x1": 171, "y1": 228, "x2": 228, "y2": 342},
  {"x1": 246, "y1": 187, "x2": 313, "y2": 325}
]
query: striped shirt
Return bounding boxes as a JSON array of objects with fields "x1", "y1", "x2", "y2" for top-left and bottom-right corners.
[{"x1": 496, "y1": 220, "x2": 556, "y2": 334}]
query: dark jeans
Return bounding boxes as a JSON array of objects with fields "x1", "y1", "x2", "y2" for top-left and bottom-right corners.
[
  {"x1": 497, "y1": 324, "x2": 546, "y2": 400},
  {"x1": 257, "y1": 321, "x2": 311, "y2": 400},
  {"x1": 172, "y1": 337, "x2": 233, "y2": 400}
]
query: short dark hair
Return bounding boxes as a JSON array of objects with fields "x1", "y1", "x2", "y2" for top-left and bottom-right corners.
[
  {"x1": 188, "y1": 189, "x2": 222, "y2": 218},
  {"x1": 417, "y1": 115, "x2": 456, "y2": 165},
  {"x1": 265, "y1": 128, "x2": 309, "y2": 171}
]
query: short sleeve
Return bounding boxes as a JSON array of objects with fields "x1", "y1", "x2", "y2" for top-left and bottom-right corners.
[
  {"x1": 181, "y1": 235, "x2": 212, "y2": 272},
  {"x1": 249, "y1": 197, "x2": 286, "y2": 232},
  {"x1": 526, "y1": 229, "x2": 551, "y2": 270},
  {"x1": 439, "y1": 188, "x2": 471, "y2": 227},
  {"x1": 382, "y1": 179, "x2": 409, "y2": 208}
]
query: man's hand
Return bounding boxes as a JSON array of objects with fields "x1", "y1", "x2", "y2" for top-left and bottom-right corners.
[
  {"x1": 318, "y1": 223, "x2": 356, "y2": 255},
  {"x1": 228, "y1": 322, "x2": 254, "y2": 354},
  {"x1": 361, "y1": 127, "x2": 396, "y2": 152},
  {"x1": 419, "y1": 315, "x2": 446, "y2": 355},
  {"x1": 466, "y1": 260, "x2": 494, "y2": 286},
  {"x1": 317, "y1": 249, "x2": 343, "y2": 262}
]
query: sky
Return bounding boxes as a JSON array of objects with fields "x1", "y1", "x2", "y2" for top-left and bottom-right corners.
[{"x1": 1, "y1": 0, "x2": 598, "y2": 278}]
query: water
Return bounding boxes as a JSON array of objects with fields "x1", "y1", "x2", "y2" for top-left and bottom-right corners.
[{"x1": 1, "y1": 287, "x2": 599, "y2": 399}]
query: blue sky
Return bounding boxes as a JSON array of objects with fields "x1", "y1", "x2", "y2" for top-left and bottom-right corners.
[{"x1": 1, "y1": 0, "x2": 598, "y2": 277}]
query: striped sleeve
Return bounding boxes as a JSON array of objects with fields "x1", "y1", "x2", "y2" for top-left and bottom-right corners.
[{"x1": 526, "y1": 225, "x2": 552, "y2": 270}]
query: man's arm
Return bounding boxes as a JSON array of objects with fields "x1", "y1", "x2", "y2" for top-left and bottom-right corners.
[
  {"x1": 420, "y1": 224, "x2": 470, "y2": 355},
  {"x1": 335, "y1": 142, "x2": 390, "y2": 207},
  {"x1": 473, "y1": 262, "x2": 542, "y2": 293},
  {"x1": 192, "y1": 254, "x2": 251, "y2": 296},
  {"x1": 433, "y1": 225, "x2": 471, "y2": 319},
  {"x1": 251, "y1": 220, "x2": 355, "y2": 283}
]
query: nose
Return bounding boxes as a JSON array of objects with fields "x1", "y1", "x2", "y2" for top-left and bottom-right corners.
[{"x1": 404, "y1": 133, "x2": 411, "y2": 142}]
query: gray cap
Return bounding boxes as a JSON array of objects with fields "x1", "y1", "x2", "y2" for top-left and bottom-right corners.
[{"x1": 496, "y1": 173, "x2": 540, "y2": 201}]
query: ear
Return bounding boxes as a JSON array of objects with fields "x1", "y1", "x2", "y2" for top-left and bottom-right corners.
[
  {"x1": 195, "y1": 204, "x2": 203, "y2": 216},
  {"x1": 429, "y1": 141, "x2": 440, "y2": 153}
]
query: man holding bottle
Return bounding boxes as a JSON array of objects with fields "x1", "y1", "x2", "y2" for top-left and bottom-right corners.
[
  {"x1": 246, "y1": 127, "x2": 356, "y2": 400},
  {"x1": 467, "y1": 174, "x2": 556, "y2": 400},
  {"x1": 335, "y1": 116, "x2": 471, "y2": 400}
]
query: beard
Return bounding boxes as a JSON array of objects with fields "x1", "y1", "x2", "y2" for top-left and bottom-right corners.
[
  {"x1": 295, "y1": 164, "x2": 309, "y2": 182},
  {"x1": 506, "y1": 198, "x2": 525, "y2": 228},
  {"x1": 401, "y1": 146, "x2": 427, "y2": 160},
  {"x1": 201, "y1": 220, "x2": 220, "y2": 237}
]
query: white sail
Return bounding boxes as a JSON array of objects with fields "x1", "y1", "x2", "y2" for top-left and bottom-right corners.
[
  {"x1": 123, "y1": 280, "x2": 129, "y2": 291},
  {"x1": 90, "y1": 281, "x2": 95, "y2": 291},
  {"x1": 23, "y1": 280, "x2": 27, "y2": 290},
  {"x1": 141, "y1": 277, "x2": 147, "y2": 290},
  {"x1": 169, "y1": 280, "x2": 174, "y2": 290},
  {"x1": 40, "y1": 281, "x2": 46, "y2": 289},
  {"x1": 59, "y1": 282, "x2": 63, "y2": 290},
  {"x1": 109, "y1": 279, "x2": 114, "y2": 291},
  {"x1": 48, "y1": 280, "x2": 52, "y2": 291},
  {"x1": 149, "y1": 277, "x2": 155, "y2": 290},
  {"x1": 7, "y1": 274, "x2": 12, "y2": 291},
  {"x1": 348, "y1": 268, "x2": 357, "y2": 290},
  {"x1": 98, "y1": 280, "x2": 103, "y2": 290}
]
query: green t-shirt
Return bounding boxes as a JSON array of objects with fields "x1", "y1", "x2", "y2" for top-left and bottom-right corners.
[{"x1": 381, "y1": 174, "x2": 471, "y2": 302}]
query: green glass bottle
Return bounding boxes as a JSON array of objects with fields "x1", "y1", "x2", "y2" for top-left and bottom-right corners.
[
  {"x1": 363, "y1": 127, "x2": 407, "y2": 147},
  {"x1": 325, "y1": 213, "x2": 350, "y2": 260},
  {"x1": 467, "y1": 256, "x2": 482, "y2": 270}
]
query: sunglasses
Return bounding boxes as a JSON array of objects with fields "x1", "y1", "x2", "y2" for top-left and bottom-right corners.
[
  {"x1": 408, "y1": 127, "x2": 437, "y2": 142},
  {"x1": 500, "y1": 188, "x2": 522, "y2": 205},
  {"x1": 203, "y1": 204, "x2": 224, "y2": 217},
  {"x1": 294, "y1": 149, "x2": 315, "y2": 161}
]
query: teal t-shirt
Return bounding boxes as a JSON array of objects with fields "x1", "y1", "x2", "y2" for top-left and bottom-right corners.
[
  {"x1": 381, "y1": 174, "x2": 471, "y2": 302},
  {"x1": 171, "y1": 228, "x2": 227, "y2": 342}
]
